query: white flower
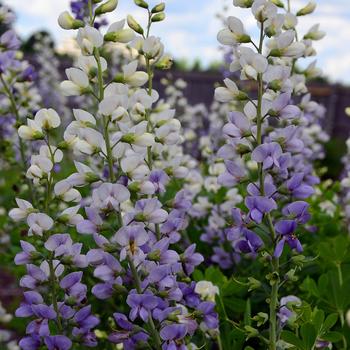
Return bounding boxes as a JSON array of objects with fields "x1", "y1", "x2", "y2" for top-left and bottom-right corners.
[
  {"x1": 268, "y1": 30, "x2": 305, "y2": 58},
  {"x1": 39, "y1": 145, "x2": 63, "y2": 163},
  {"x1": 26, "y1": 155, "x2": 53, "y2": 184},
  {"x1": 73, "y1": 109, "x2": 96, "y2": 127},
  {"x1": 120, "y1": 153, "x2": 149, "y2": 180},
  {"x1": 106, "y1": 19, "x2": 135, "y2": 43},
  {"x1": 54, "y1": 180, "x2": 82, "y2": 203},
  {"x1": 115, "y1": 121, "x2": 155, "y2": 147},
  {"x1": 58, "y1": 205, "x2": 83, "y2": 226},
  {"x1": 27, "y1": 213, "x2": 53, "y2": 236},
  {"x1": 66, "y1": 161, "x2": 99, "y2": 186},
  {"x1": 217, "y1": 16, "x2": 250, "y2": 46},
  {"x1": 34, "y1": 108, "x2": 60, "y2": 129},
  {"x1": 60, "y1": 68, "x2": 90, "y2": 96},
  {"x1": 18, "y1": 119, "x2": 43, "y2": 140},
  {"x1": 195, "y1": 281, "x2": 219, "y2": 302},
  {"x1": 214, "y1": 78, "x2": 239, "y2": 102},
  {"x1": 142, "y1": 36, "x2": 164, "y2": 60},
  {"x1": 252, "y1": 0, "x2": 277, "y2": 22},
  {"x1": 304, "y1": 24, "x2": 325, "y2": 41},
  {"x1": 9, "y1": 198, "x2": 34, "y2": 221},
  {"x1": 283, "y1": 13, "x2": 298, "y2": 30},
  {"x1": 230, "y1": 47, "x2": 268, "y2": 80},
  {"x1": 77, "y1": 55, "x2": 107, "y2": 74},
  {"x1": 122, "y1": 60, "x2": 148, "y2": 87},
  {"x1": 77, "y1": 26, "x2": 103, "y2": 55}
]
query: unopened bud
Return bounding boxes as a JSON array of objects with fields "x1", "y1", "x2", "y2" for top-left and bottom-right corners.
[
  {"x1": 95, "y1": 0, "x2": 118, "y2": 15},
  {"x1": 134, "y1": 0, "x2": 148, "y2": 9},
  {"x1": 58, "y1": 11, "x2": 84, "y2": 30},
  {"x1": 127, "y1": 15, "x2": 144, "y2": 35},
  {"x1": 151, "y1": 2, "x2": 165, "y2": 13},
  {"x1": 155, "y1": 55, "x2": 173, "y2": 70},
  {"x1": 297, "y1": 1, "x2": 316, "y2": 16},
  {"x1": 247, "y1": 277, "x2": 261, "y2": 291},
  {"x1": 151, "y1": 12, "x2": 165, "y2": 22},
  {"x1": 270, "y1": 0, "x2": 284, "y2": 7},
  {"x1": 244, "y1": 326, "x2": 259, "y2": 340}
]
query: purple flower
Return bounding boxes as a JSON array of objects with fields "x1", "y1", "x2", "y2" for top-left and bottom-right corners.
[
  {"x1": 20, "y1": 264, "x2": 48, "y2": 289},
  {"x1": 197, "y1": 301, "x2": 219, "y2": 329},
  {"x1": 0, "y1": 30, "x2": 20, "y2": 50},
  {"x1": 19, "y1": 335, "x2": 41, "y2": 350},
  {"x1": 251, "y1": 142, "x2": 283, "y2": 170},
  {"x1": 270, "y1": 92, "x2": 301, "y2": 119},
  {"x1": 74, "y1": 305, "x2": 99, "y2": 331},
  {"x1": 15, "y1": 241, "x2": 37, "y2": 265},
  {"x1": 160, "y1": 323, "x2": 187, "y2": 341},
  {"x1": 277, "y1": 295, "x2": 301, "y2": 326},
  {"x1": 223, "y1": 111, "x2": 250, "y2": 138},
  {"x1": 245, "y1": 196, "x2": 277, "y2": 223},
  {"x1": 286, "y1": 173, "x2": 314, "y2": 199},
  {"x1": 114, "y1": 224, "x2": 149, "y2": 263},
  {"x1": 218, "y1": 160, "x2": 247, "y2": 186},
  {"x1": 274, "y1": 220, "x2": 302, "y2": 258},
  {"x1": 149, "y1": 169, "x2": 170, "y2": 193},
  {"x1": 127, "y1": 293, "x2": 160, "y2": 322},
  {"x1": 282, "y1": 201, "x2": 310, "y2": 224},
  {"x1": 181, "y1": 244, "x2": 204, "y2": 275},
  {"x1": 16, "y1": 291, "x2": 43, "y2": 318},
  {"x1": 92, "y1": 252, "x2": 123, "y2": 299},
  {"x1": 77, "y1": 207, "x2": 103, "y2": 235},
  {"x1": 44, "y1": 335, "x2": 72, "y2": 350}
]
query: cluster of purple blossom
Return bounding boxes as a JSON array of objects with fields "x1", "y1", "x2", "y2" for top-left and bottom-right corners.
[{"x1": 212, "y1": 0, "x2": 326, "y2": 346}]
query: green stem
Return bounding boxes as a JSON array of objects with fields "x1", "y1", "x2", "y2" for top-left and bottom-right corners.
[
  {"x1": 337, "y1": 263, "x2": 347, "y2": 349},
  {"x1": 0, "y1": 74, "x2": 35, "y2": 203},
  {"x1": 256, "y1": 21, "x2": 280, "y2": 350},
  {"x1": 48, "y1": 254, "x2": 62, "y2": 332},
  {"x1": 127, "y1": 256, "x2": 162, "y2": 350},
  {"x1": 94, "y1": 48, "x2": 115, "y2": 182}
]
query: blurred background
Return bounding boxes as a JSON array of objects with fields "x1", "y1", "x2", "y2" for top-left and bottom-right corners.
[{"x1": 2, "y1": 0, "x2": 350, "y2": 176}]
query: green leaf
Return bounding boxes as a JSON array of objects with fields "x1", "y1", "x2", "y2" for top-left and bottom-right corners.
[
  {"x1": 281, "y1": 330, "x2": 303, "y2": 349},
  {"x1": 312, "y1": 309, "x2": 324, "y2": 333},
  {"x1": 244, "y1": 298, "x2": 251, "y2": 326},
  {"x1": 322, "y1": 331, "x2": 343, "y2": 342},
  {"x1": 301, "y1": 323, "x2": 317, "y2": 350},
  {"x1": 322, "y1": 313, "x2": 338, "y2": 332},
  {"x1": 300, "y1": 277, "x2": 319, "y2": 298}
]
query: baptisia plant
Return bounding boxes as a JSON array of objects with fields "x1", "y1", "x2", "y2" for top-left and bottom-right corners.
[
  {"x1": 10, "y1": 0, "x2": 218, "y2": 349},
  {"x1": 215, "y1": 0, "x2": 328, "y2": 348},
  {"x1": 11, "y1": 105, "x2": 99, "y2": 349}
]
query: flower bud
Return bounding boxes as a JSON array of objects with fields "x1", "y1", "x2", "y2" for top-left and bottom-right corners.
[
  {"x1": 134, "y1": 0, "x2": 148, "y2": 9},
  {"x1": 95, "y1": 0, "x2": 118, "y2": 15},
  {"x1": 244, "y1": 326, "x2": 259, "y2": 340},
  {"x1": 252, "y1": 312, "x2": 268, "y2": 326},
  {"x1": 155, "y1": 55, "x2": 173, "y2": 70},
  {"x1": 296, "y1": 1, "x2": 316, "y2": 16},
  {"x1": 58, "y1": 11, "x2": 84, "y2": 30},
  {"x1": 127, "y1": 15, "x2": 144, "y2": 35},
  {"x1": 233, "y1": 0, "x2": 253, "y2": 8},
  {"x1": 247, "y1": 277, "x2": 261, "y2": 291},
  {"x1": 270, "y1": 0, "x2": 284, "y2": 7},
  {"x1": 151, "y1": 3, "x2": 165, "y2": 13},
  {"x1": 151, "y1": 12, "x2": 165, "y2": 22}
]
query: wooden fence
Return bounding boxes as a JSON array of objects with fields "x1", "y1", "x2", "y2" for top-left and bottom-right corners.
[{"x1": 153, "y1": 70, "x2": 350, "y2": 140}]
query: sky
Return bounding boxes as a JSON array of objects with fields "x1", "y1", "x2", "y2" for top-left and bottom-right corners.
[{"x1": 3, "y1": 0, "x2": 350, "y2": 84}]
